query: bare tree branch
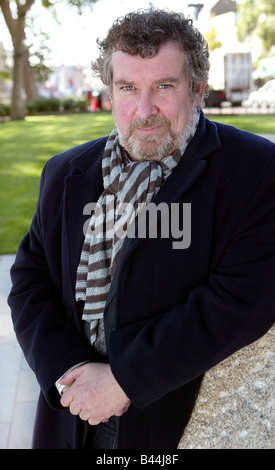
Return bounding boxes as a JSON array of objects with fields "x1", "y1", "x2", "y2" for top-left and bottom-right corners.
[
  {"x1": 0, "y1": 0, "x2": 17, "y2": 40},
  {"x1": 17, "y1": 0, "x2": 36, "y2": 17}
]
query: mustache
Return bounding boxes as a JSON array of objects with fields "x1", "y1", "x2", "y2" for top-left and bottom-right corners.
[{"x1": 128, "y1": 115, "x2": 171, "y2": 133}]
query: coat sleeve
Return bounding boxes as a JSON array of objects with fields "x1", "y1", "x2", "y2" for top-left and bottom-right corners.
[
  {"x1": 109, "y1": 150, "x2": 275, "y2": 409},
  {"x1": 8, "y1": 160, "x2": 96, "y2": 409}
]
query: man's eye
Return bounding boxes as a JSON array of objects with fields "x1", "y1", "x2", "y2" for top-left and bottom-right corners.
[
  {"x1": 159, "y1": 84, "x2": 172, "y2": 89},
  {"x1": 122, "y1": 86, "x2": 135, "y2": 91}
]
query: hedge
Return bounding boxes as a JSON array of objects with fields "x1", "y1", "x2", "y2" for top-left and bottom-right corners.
[{"x1": 0, "y1": 96, "x2": 89, "y2": 117}]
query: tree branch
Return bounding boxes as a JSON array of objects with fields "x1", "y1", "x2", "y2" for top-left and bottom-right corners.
[
  {"x1": 16, "y1": 0, "x2": 36, "y2": 17},
  {"x1": 0, "y1": 0, "x2": 17, "y2": 38}
]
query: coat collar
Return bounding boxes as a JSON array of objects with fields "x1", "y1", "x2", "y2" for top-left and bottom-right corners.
[
  {"x1": 114, "y1": 111, "x2": 221, "y2": 250},
  {"x1": 63, "y1": 112, "x2": 221, "y2": 307},
  {"x1": 106, "y1": 111, "x2": 221, "y2": 308},
  {"x1": 70, "y1": 136, "x2": 108, "y2": 173}
]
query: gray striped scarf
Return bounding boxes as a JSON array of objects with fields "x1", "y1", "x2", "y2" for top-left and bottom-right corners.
[{"x1": 75, "y1": 118, "x2": 198, "y2": 354}]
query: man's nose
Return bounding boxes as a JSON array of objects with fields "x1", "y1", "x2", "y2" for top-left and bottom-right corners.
[{"x1": 136, "y1": 91, "x2": 159, "y2": 120}]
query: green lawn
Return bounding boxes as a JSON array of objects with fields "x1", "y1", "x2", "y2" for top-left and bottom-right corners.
[
  {"x1": 0, "y1": 113, "x2": 115, "y2": 254},
  {"x1": 0, "y1": 112, "x2": 274, "y2": 254},
  {"x1": 206, "y1": 114, "x2": 275, "y2": 134}
]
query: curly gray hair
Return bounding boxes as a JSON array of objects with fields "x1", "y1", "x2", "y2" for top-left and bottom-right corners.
[{"x1": 92, "y1": 8, "x2": 209, "y2": 100}]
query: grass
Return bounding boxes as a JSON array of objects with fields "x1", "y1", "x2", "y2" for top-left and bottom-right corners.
[
  {"x1": 0, "y1": 112, "x2": 275, "y2": 254},
  {"x1": 205, "y1": 114, "x2": 275, "y2": 134},
  {"x1": 0, "y1": 112, "x2": 115, "y2": 254}
]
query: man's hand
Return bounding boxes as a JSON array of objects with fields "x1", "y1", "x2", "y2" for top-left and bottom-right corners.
[{"x1": 59, "y1": 363, "x2": 130, "y2": 425}]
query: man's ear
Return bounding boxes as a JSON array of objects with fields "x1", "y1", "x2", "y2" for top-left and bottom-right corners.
[{"x1": 195, "y1": 81, "x2": 208, "y2": 107}]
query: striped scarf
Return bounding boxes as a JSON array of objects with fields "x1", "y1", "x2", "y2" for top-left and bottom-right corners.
[{"x1": 75, "y1": 119, "x2": 198, "y2": 354}]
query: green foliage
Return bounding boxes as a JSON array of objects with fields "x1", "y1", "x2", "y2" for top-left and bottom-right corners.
[
  {"x1": 60, "y1": 96, "x2": 89, "y2": 112},
  {"x1": 0, "y1": 103, "x2": 11, "y2": 116},
  {"x1": 26, "y1": 97, "x2": 60, "y2": 113},
  {"x1": 25, "y1": 96, "x2": 89, "y2": 114},
  {"x1": 41, "y1": 0, "x2": 98, "y2": 15},
  {"x1": 236, "y1": 0, "x2": 275, "y2": 51},
  {"x1": 25, "y1": 17, "x2": 53, "y2": 84},
  {"x1": 1, "y1": 96, "x2": 90, "y2": 117},
  {"x1": 204, "y1": 26, "x2": 222, "y2": 52}
]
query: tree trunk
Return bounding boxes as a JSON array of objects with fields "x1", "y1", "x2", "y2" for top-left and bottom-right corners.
[
  {"x1": 24, "y1": 52, "x2": 38, "y2": 101},
  {"x1": 11, "y1": 17, "x2": 26, "y2": 119},
  {"x1": 0, "y1": 0, "x2": 36, "y2": 119}
]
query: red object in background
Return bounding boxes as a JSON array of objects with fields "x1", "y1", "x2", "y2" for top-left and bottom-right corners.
[{"x1": 91, "y1": 96, "x2": 98, "y2": 111}]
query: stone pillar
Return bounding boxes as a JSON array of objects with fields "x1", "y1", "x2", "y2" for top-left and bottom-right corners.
[{"x1": 178, "y1": 325, "x2": 275, "y2": 449}]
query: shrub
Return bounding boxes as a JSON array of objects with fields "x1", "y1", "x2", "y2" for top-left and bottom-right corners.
[
  {"x1": 26, "y1": 96, "x2": 89, "y2": 114},
  {"x1": 0, "y1": 102, "x2": 11, "y2": 116},
  {"x1": 27, "y1": 97, "x2": 61, "y2": 114},
  {"x1": 60, "y1": 96, "x2": 89, "y2": 112}
]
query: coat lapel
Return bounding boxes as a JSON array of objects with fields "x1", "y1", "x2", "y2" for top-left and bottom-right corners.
[
  {"x1": 62, "y1": 114, "x2": 221, "y2": 312},
  {"x1": 104, "y1": 113, "x2": 221, "y2": 309},
  {"x1": 62, "y1": 138, "x2": 107, "y2": 305},
  {"x1": 152, "y1": 111, "x2": 220, "y2": 209},
  {"x1": 114, "y1": 113, "x2": 221, "y2": 264}
]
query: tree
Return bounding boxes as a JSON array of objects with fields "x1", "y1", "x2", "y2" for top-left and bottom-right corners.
[
  {"x1": 236, "y1": 0, "x2": 275, "y2": 52},
  {"x1": 24, "y1": 16, "x2": 53, "y2": 96},
  {"x1": 0, "y1": 0, "x2": 35, "y2": 119},
  {"x1": 204, "y1": 26, "x2": 222, "y2": 52},
  {"x1": 0, "y1": 0, "x2": 98, "y2": 119}
]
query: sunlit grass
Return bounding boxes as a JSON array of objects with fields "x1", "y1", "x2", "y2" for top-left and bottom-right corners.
[
  {"x1": 206, "y1": 114, "x2": 275, "y2": 134},
  {"x1": 0, "y1": 112, "x2": 274, "y2": 254},
  {"x1": 0, "y1": 112, "x2": 115, "y2": 253}
]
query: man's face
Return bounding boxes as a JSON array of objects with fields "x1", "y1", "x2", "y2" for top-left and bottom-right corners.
[{"x1": 111, "y1": 41, "x2": 206, "y2": 161}]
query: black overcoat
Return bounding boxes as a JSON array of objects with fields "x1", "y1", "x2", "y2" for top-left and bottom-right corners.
[{"x1": 8, "y1": 112, "x2": 275, "y2": 449}]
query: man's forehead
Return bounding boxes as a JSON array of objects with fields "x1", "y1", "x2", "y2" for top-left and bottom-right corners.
[
  {"x1": 112, "y1": 42, "x2": 186, "y2": 79},
  {"x1": 112, "y1": 41, "x2": 184, "y2": 60}
]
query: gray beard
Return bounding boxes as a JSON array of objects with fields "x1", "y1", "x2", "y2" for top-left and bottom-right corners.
[{"x1": 115, "y1": 105, "x2": 198, "y2": 162}]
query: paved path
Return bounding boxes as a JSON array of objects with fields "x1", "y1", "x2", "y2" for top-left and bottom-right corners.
[
  {"x1": 260, "y1": 134, "x2": 275, "y2": 143},
  {"x1": 0, "y1": 255, "x2": 39, "y2": 449}
]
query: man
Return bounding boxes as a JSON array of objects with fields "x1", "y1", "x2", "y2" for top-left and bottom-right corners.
[{"x1": 8, "y1": 9, "x2": 275, "y2": 449}]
